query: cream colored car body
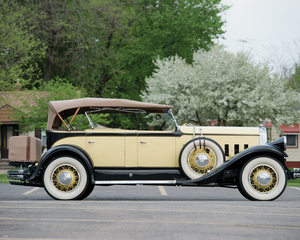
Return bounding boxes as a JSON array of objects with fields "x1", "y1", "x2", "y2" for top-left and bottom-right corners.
[{"x1": 52, "y1": 126, "x2": 261, "y2": 168}]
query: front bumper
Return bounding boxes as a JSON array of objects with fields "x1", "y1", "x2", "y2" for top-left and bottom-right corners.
[{"x1": 291, "y1": 168, "x2": 300, "y2": 179}]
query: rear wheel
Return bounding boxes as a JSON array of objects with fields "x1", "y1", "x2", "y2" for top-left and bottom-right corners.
[
  {"x1": 43, "y1": 156, "x2": 92, "y2": 200},
  {"x1": 179, "y1": 138, "x2": 225, "y2": 179},
  {"x1": 239, "y1": 156, "x2": 287, "y2": 201}
]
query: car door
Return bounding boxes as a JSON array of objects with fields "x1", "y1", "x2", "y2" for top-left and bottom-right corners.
[
  {"x1": 137, "y1": 131, "x2": 176, "y2": 167},
  {"x1": 86, "y1": 129, "x2": 125, "y2": 167}
]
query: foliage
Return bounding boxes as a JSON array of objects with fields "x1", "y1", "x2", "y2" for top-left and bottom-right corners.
[
  {"x1": 16, "y1": 79, "x2": 83, "y2": 132},
  {"x1": 114, "y1": 0, "x2": 228, "y2": 100},
  {"x1": 286, "y1": 64, "x2": 300, "y2": 92},
  {"x1": 16, "y1": 0, "x2": 228, "y2": 100},
  {"x1": 25, "y1": 0, "x2": 132, "y2": 83},
  {"x1": 266, "y1": 40, "x2": 300, "y2": 80},
  {"x1": 0, "y1": 1, "x2": 44, "y2": 91},
  {"x1": 141, "y1": 45, "x2": 300, "y2": 127},
  {"x1": 2, "y1": 0, "x2": 228, "y2": 115}
]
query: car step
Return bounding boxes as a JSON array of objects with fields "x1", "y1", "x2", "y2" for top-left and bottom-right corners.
[
  {"x1": 95, "y1": 180, "x2": 176, "y2": 185},
  {"x1": 292, "y1": 168, "x2": 300, "y2": 179}
]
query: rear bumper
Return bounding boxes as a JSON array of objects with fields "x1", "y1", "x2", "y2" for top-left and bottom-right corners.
[{"x1": 7, "y1": 169, "x2": 31, "y2": 181}]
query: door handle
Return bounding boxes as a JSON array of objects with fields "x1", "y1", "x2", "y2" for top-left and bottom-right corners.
[
  {"x1": 140, "y1": 141, "x2": 147, "y2": 144},
  {"x1": 88, "y1": 141, "x2": 95, "y2": 143}
]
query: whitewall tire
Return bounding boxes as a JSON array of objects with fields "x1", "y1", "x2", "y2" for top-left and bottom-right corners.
[
  {"x1": 239, "y1": 156, "x2": 287, "y2": 201},
  {"x1": 43, "y1": 156, "x2": 90, "y2": 200},
  {"x1": 179, "y1": 138, "x2": 225, "y2": 179}
]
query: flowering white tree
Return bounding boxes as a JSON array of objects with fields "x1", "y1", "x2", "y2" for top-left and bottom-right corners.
[{"x1": 141, "y1": 45, "x2": 300, "y2": 127}]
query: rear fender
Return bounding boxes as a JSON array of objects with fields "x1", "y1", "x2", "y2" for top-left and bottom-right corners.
[{"x1": 28, "y1": 145, "x2": 94, "y2": 184}]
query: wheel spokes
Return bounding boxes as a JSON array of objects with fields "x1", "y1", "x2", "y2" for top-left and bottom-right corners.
[
  {"x1": 52, "y1": 164, "x2": 80, "y2": 192},
  {"x1": 249, "y1": 165, "x2": 278, "y2": 193},
  {"x1": 188, "y1": 147, "x2": 216, "y2": 174}
]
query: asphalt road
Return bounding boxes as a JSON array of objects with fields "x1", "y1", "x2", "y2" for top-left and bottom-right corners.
[{"x1": 0, "y1": 184, "x2": 300, "y2": 240}]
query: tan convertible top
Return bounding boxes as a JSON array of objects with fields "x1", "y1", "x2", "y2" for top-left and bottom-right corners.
[{"x1": 46, "y1": 98, "x2": 173, "y2": 130}]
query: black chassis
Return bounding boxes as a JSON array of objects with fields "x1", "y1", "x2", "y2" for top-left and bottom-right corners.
[{"x1": 9, "y1": 131, "x2": 291, "y2": 188}]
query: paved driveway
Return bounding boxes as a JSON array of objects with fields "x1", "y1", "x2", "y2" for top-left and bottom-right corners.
[{"x1": 0, "y1": 184, "x2": 300, "y2": 240}]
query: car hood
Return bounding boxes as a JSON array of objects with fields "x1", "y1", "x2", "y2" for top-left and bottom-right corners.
[{"x1": 178, "y1": 126, "x2": 260, "y2": 136}]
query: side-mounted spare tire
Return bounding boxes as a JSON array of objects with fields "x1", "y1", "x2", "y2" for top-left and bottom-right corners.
[
  {"x1": 179, "y1": 137, "x2": 225, "y2": 179},
  {"x1": 43, "y1": 156, "x2": 94, "y2": 200}
]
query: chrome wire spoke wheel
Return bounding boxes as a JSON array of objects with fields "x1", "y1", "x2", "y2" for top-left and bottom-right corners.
[
  {"x1": 51, "y1": 164, "x2": 80, "y2": 192},
  {"x1": 43, "y1": 156, "x2": 89, "y2": 200},
  {"x1": 239, "y1": 157, "x2": 287, "y2": 201},
  {"x1": 180, "y1": 138, "x2": 224, "y2": 179},
  {"x1": 188, "y1": 147, "x2": 216, "y2": 175},
  {"x1": 249, "y1": 164, "x2": 277, "y2": 193}
]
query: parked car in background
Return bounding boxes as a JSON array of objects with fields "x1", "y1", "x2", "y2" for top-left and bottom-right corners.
[{"x1": 7, "y1": 98, "x2": 300, "y2": 200}]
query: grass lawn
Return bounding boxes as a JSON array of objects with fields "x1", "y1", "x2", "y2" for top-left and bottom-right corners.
[
  {"x1": 287, "y1": 178, "x2": 300, "y2": 187},
  {"x1": 1, "y1": 173, "x2": 300, "y2": 186},
  {"x1": 0, "y1": 174, "x2": 10, "y2": 184}
]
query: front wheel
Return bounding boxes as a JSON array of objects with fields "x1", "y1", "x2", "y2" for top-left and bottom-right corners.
[
  {"x1": 43, "y1": 156, "x2": 91, "y2": 200},
  {"x1": 239, "y1": 156, "x2": 287, "y2": 201}
]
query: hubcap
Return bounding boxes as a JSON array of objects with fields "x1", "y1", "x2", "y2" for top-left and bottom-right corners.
[
  {"x1": 51, "y1": 164, "x2": 80, "y2": 192},
  {"x1": 249, "y1": 164, "x2": 277, "y2": 193},
  {"x1": 195, "y1": 154, "x2": 209, "y2": 168},
  {"x1": 188, "y1": 147, "x2": 216, "y2": 175},
  {"x1": 257, "y1": 172, "x2": 271, "y2": 186},
  {"x1": 58, "y1": 171, "x2": 73, "y2": 185}
]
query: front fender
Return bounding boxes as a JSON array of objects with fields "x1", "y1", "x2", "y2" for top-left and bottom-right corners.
[
  {"x1": 28, "y1": 145, "x2": 94, "y2": 184},
  {"x1": 179, "y1": 143, "x2": 287, "y2": 185}
]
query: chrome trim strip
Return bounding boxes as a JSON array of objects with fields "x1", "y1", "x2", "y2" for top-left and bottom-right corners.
[
  {"x1": 95, "y1": 180, "x2": 176, "y2": 185},
  {"x1": 283, "y1": 136, "x2": 287, "y2": 151},
  {"x1": 193, "y1": 126, "x2": 195, "y2": 139},
  {"x1": 259, "y1": 122, "x2": 267, "y2": 144},
  {"x1": 168, "y1": 109, "x2": 179, "y2": 131}
]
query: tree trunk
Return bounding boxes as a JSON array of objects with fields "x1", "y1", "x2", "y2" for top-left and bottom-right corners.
[{"x1": 45, "y1": 55, "x2": 54, "y2": 82}]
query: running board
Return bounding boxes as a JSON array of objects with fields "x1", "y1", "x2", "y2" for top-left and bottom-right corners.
[{"x1": 95, "y1": 180, "x2": 176, "y2": 185}]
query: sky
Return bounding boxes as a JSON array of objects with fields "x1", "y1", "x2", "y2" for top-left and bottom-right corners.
[{"x1": 218, "y1": 0, "x2": 300, "y2": 69}]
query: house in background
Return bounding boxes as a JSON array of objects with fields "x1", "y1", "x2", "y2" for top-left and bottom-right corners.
[
  {"x1": 265, "y1": 122, "x2": 300, "y2": 168},
  {"x1": 0, "y1": 91, "x2": 45, "y2": 161}
]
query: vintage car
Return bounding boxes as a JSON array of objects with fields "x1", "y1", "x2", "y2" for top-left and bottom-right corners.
[{"x1": 7, "y1": 98, "x2": 300, "y2": 201}]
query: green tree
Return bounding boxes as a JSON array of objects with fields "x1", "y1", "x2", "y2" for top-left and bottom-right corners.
[
  {"x1": 141, "y1": 45, "x2": 300, "y2": 127},
  {"x1": 21, "y1": 0, "x2": 227, "y2": 100},
  {"x1": 3, "y1": 0, "x2": 227, "y2": 101},
  {"x1": 286, "y1": 64, "x2": 300, "y2": 92},
  {"x1": 0, "y1": 1, "x2": 44, "y2": 92},
  {"x1": 15, "y1": 79, "x2": 83, "y2": 132},
  {"x1": 23, "y1": 0, "x2": 134, "y2": 88},
  {"x1": 107, "y1": 0, "x2": 228, "y2": 100}
]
